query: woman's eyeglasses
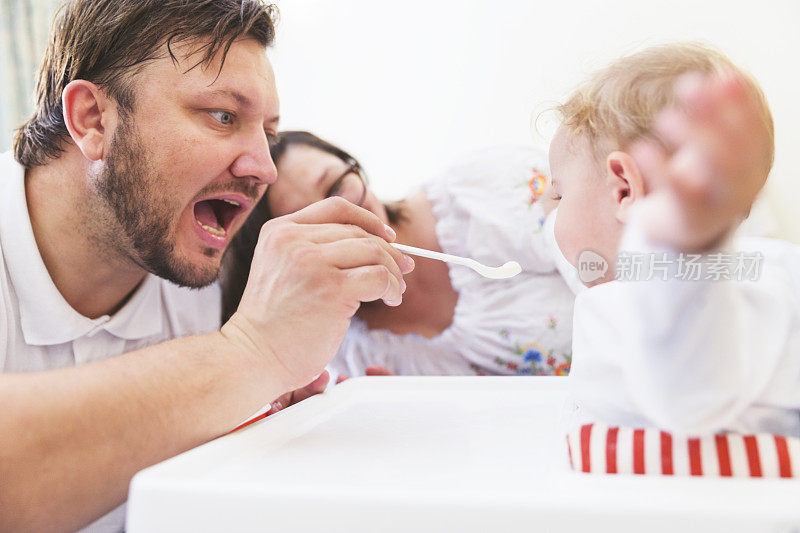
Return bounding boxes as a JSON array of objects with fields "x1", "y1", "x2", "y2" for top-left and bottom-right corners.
[{"x1": 326, "y1": 162, "x2": 369, "y2": 207}]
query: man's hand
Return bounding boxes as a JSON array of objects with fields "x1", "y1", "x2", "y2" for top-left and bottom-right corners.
[
  {"x1": 231, "y1": 365, "x2": 397, "y2": 433},
  {"x1": 266, "y1": 366, "x2": 395, "y2": 415},
  {"x1": 267, "y1": 371, "x2": 330, "y2": 414},
  {"x1": 335, "y1": 365, "x2": 395, "y2": 384},
  {"x1": 630, "y1": 72, "x2": 771, "y2": 252},
  {"x1": 221, "y1": 197, "x2": 414, "y2": 393}
]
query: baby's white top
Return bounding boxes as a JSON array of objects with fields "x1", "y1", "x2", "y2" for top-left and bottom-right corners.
[
  {"x1": 329, "y1": 145, "x2": 575, "y2": 377},
  {"x1": 566, "y1": 206, "x2": 800, "y2": 437}
]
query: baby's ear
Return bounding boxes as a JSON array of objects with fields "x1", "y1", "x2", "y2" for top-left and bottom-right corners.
[{"x1": 605, "y1": 151, "x2": 645, "y2": 223}]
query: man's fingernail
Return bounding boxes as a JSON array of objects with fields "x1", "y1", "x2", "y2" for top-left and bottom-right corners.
[
  {"x1": 386, "y1": 296, "x2": 401, "y2": 307},
  {"x1": 384, "y1": 225, "x2": 397, "y2": 241},
  {"x1": 401, "y1": 279, "x2": 407, "y2": 293},
  {"x1": 403, "y1": 254, "x2": 415, "y2": 271}
]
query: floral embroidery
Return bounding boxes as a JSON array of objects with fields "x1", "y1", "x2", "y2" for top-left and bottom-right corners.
[
  {"x1": 522, "y1": 344, "x2": 544, "y2": 363},
  {"x1": 517, "y1": 169, "x2": 549, "y2": 234},
  {"x1": 527, "y1": 168, "x2": 547, "y2": 206},
  {"x1": 481, "y1": 328, "x2": 572, "y2": 376},
  {"x1": 469, "y1": 363, "x2": 486, "y2": 376}
]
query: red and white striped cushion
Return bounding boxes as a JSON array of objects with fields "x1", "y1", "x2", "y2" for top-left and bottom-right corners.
[{"x1": 566, "y1": 423, "x2": 800, "y2": 478}]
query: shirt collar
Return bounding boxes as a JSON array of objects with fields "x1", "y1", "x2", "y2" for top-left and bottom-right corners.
[
  {"x1": 0, "y1": 152, "x2": 164, "y2": 345},
  {"x1": 101, "y1": 274, "x2": 165, "y2": 340}
]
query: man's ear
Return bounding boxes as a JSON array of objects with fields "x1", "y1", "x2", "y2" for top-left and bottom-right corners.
[
  {"x1": 605, "y1": 151, "x2": 645, "y2": 223},
  {"x1": 62, "y1": 80, "x2": 110, "y2": 161}
]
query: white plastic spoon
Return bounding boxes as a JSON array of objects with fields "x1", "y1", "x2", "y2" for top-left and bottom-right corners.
[{"x1": 391, "y1": 243, "x2": 522, "y2": 280}]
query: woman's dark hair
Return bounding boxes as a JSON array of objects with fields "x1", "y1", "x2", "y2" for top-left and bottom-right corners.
[
  {"x1": 269, "y1": 130, "x2": 357, "y2": 171},
  {"x1": 219, "y1": 130, "x2": 404, "y2": 323}
]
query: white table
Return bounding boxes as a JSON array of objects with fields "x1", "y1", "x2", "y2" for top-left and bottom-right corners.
[{"x1": 127, "y1": 377, "x2": 800, "y2": 532}]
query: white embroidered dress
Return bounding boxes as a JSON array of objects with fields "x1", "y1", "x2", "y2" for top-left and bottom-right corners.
[{"x1": 329, "y1": 146, "x2": 575, "y2": 377}]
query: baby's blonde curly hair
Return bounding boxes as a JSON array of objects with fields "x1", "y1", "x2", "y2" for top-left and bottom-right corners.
[{"x1": 557, "y1": 42, "x2": 774, "y2": 175}]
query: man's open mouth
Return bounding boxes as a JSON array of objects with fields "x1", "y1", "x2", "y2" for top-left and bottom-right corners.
[{"x1": 192, "y1": 196, "x2": 249, "y2": 239}]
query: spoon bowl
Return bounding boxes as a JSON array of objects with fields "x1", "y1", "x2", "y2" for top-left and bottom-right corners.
[{"x1": 472, "y1": 260, "x2": 522, "y2": 280}]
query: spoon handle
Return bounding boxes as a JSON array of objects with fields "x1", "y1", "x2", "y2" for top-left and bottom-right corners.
[
  {"x1": 390, "y1": 243, "x2": 471, "y2": 268},
  {"x1": 392, "y1": 242, "x2": 521, "y2": 280}
]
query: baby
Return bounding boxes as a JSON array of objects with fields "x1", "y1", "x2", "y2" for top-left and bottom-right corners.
[{"x1": 549, "y1": 42, "x2": 800, "y2": 438}]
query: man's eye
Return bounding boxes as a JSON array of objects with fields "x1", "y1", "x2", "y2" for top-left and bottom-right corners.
[{"x1": 209, "y1": 111, "x2": 234, "y2": 125}]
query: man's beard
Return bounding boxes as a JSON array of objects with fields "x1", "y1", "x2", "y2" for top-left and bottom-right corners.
[{"x1": 93, "y1": 120, "x2": 220, "y2": 288}]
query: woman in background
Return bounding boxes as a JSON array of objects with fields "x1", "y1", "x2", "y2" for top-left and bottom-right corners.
[{"x1": 220, "y1": 131, "x2": 575, "y2": 379}]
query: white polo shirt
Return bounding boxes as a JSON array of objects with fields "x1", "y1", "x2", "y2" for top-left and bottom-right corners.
[{"x1": 0, "y1": 152, "x2": 222, "y2": 532}]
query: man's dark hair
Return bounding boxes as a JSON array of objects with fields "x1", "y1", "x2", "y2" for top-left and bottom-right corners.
[{"x1": 13, "y1": 0, "x2": 278, "y2": 168}]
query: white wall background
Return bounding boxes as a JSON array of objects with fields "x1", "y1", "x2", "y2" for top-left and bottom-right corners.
[
  {"x1": 270, "y1": 0, "x2": 800, "y2": 243},
  {"x1": 2, "y1": 0, "x2": 797, "y2": 241}
]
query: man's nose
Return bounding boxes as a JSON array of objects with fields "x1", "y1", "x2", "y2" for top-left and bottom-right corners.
[{"x1": 230, "y1": 129, "x2": 277, "y2": 185}]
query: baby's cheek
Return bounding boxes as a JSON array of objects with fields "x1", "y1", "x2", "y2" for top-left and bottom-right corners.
[{"x1": 553, "y1": 211, "x2": 578, "y2": 265}]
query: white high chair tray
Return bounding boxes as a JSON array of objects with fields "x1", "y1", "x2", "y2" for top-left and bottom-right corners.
[{"x1": 127, "y1": 377, "x2": 800, "y2": 532}]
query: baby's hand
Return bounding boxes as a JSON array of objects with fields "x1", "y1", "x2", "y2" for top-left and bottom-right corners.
[{"x1": 631, "y1": 72, "x2": 771, "y2": 252}]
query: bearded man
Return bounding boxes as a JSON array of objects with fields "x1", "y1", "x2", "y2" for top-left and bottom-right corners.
[{"x1": 0, "y1": 1, "x2": 412, "y2": 531}]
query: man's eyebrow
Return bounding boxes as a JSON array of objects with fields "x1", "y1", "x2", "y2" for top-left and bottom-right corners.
[{"x1": 207, "y1": 88, "x2": 254, "y2": 108}]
